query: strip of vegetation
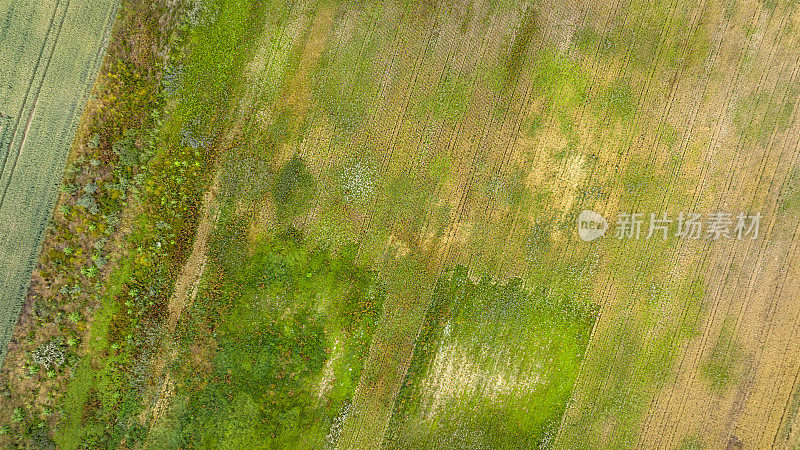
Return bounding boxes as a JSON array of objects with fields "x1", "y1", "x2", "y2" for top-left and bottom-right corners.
[
  {"x1": 0, "y1": 1, "x2": 176, "y2": 446},
  {"x1": 0, "y1": 0, "x2": 275, "y2": 447},
  {"x1": 57, "y1": 1, "x2": 275, "y2": 447}
]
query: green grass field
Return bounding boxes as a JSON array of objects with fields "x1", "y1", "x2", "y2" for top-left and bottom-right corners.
[
  {"x1": 0, "y1": 0, "x2": 119, "y2": 367},
  {"x1": 4, "y1": 0, "x2": 800, "y2": 448}
]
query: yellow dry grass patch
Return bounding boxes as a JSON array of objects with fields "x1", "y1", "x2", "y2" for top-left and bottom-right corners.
[{"x1": 419, "y1": 341, "x2": 546, "y2": 418}]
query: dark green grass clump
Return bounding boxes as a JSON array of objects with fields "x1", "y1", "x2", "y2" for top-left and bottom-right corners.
[{"x1": 164, "y1": 226, "x2": 386, "y2": 448}]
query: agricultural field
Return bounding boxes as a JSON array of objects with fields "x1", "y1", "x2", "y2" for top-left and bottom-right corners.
[
  {"x1": 0, "y1": 0, "x2": 119, "y2": 366},
  {"x1": 2, "y1": 0, "x2": 800, "y2": 448}
]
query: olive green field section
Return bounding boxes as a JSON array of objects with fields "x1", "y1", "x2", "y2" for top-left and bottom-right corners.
[{"x1": 0, "y1": 0, "x2": 119, "y2": 367}]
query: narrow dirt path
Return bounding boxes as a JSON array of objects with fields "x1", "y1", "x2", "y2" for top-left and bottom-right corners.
[
  {"x1": 165, "y1": 176, "x2": 219, "y2": 334},
  {"x1": 144, "y1": 3, "x2": 328, "y2": 430},
  {"x1": 145, "y1": 40, "x2": 273, "y2": 433},
  {"x1": 147, "y1": 172, "x2": 218, "y2": 426}
]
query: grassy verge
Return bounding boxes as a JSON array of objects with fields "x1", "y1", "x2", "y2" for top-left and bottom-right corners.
[
  {"x1": 0, "y1": 1, "x2": 166, "y2": 445},
  {"x1": 53, "y1": 0, "x2": 271, "y2": 447}
]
